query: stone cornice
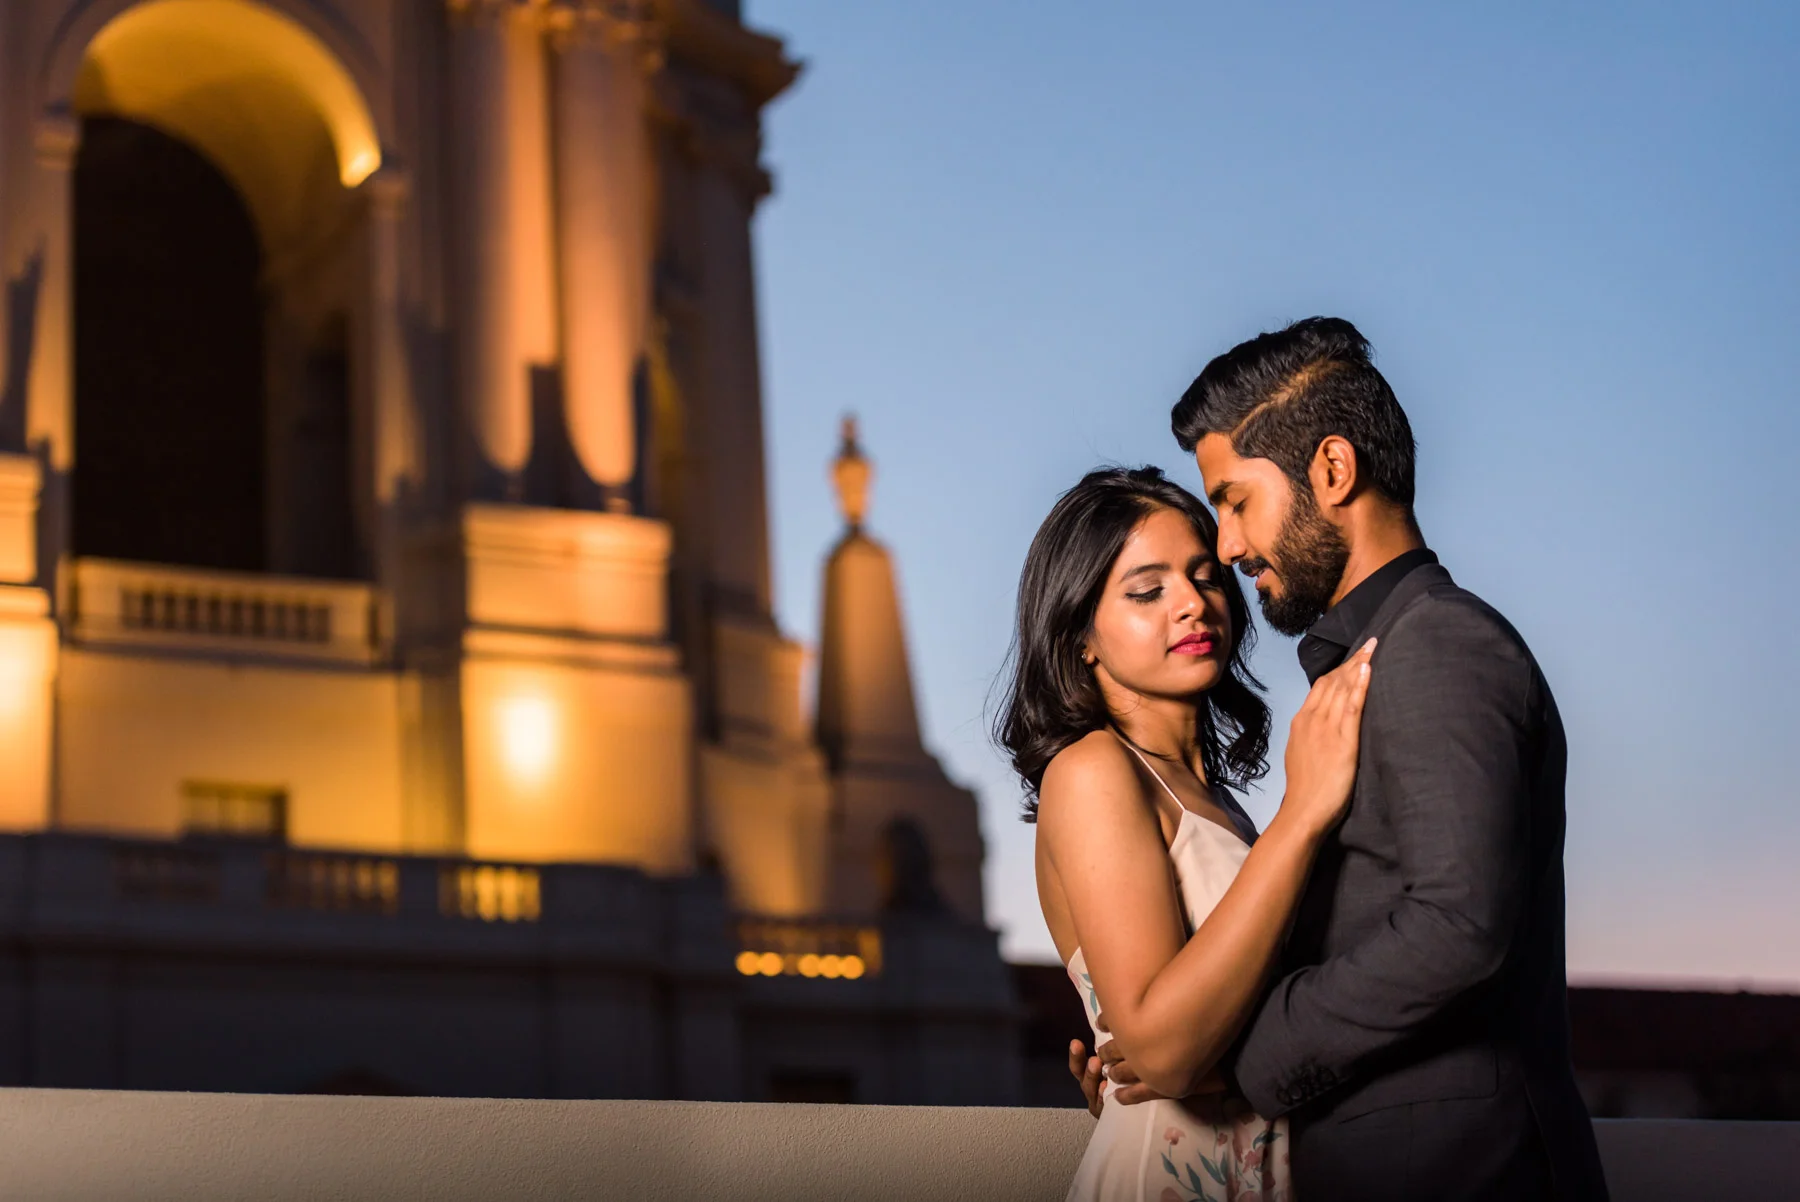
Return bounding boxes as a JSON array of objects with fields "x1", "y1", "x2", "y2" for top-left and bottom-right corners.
[
  {"x1": 443, "y1": 0, "x2": 796, "y2": 109},
  {"x1": 442, "y1": 0, "x2": 788, "y2": 200},
  {"x1": 442, "y1": 0, "x2": 533, "y2": 25},
  {"x1": 544, "y1": 0, "x2": 656, "y2": 44},
  {"x1": 650, "y1": 0, "x2": 799, "y2": 109},
  {"x1": 649, "y1": 67, "x2": 771, "y2": 200}
]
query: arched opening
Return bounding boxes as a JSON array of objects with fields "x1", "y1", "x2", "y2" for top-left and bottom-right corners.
[
  {"x1": 73, "y1": 116, "x2": 266, "y2": 570},
  {"x1": 877, "y1": 817, "x2": 945, "y2": 914},
  {"x1": 67, "y1": 0, "x2": 382, "y2": 576}
]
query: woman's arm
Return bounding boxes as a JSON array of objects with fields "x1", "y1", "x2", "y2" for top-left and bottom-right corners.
[{"x1": 1042, "y1": 645, "x2": 1373, "y2": 1098}]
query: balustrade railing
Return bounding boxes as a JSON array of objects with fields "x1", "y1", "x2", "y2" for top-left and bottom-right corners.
[
  {"x1": 101, "y1": 841, "x2": 544, "y2": 926},
  {"x1": 439, "y1": 862, "x2": 542, "y2": 923},
  {"x1": 68, "y1": 558, "x2": 379, "y2": 664},
  {"x1": 113, "y1": 843, "x2": 222, "y2": 904},
  {"x1": 93, "y1": 840, "x2": 903, "y2": 981},
  {"x1": 266, "y1": 851, "x2": 400, "y2": 916}
]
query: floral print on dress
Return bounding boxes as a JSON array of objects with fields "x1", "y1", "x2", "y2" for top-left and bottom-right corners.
[
  {"x1": 1058, "y1": 814, "x2": 1293, "y2": 1202},
  {"x1": 1076, "y1": 970, "x2": 1102, "y2": 1022},
  {"x1": 1153, "y1": 1094, "x2": 1288, "y2": 1202}
]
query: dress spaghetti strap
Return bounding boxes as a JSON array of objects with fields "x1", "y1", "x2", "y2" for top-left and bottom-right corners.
[{"x1": 1112, "y1": 733, "x2": 1186, "y2": 812}]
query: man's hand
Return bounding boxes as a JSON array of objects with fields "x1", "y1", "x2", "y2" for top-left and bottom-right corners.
[{"x1": 1067, "y1": 1039, "x2": 1106, "y2": 1118}]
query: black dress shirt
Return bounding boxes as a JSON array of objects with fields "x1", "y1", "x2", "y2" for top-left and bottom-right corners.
[{"x1": 1296, "y1": 548, "x2": 1438, "y2": 685}]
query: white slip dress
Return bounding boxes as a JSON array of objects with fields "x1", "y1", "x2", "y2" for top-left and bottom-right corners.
[{"x1": 1063, "y1": 741, "x2": 1292, "y2": 1202}]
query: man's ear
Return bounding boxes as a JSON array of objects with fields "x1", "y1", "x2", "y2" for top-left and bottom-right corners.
[{"x1": 1309, "y1": 435, "x2": 1359, "y2": 509}]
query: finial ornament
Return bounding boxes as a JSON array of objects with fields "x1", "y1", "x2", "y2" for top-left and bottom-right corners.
[{"x1": 832, "y1": 415, "x2": 872, "y2": 530}]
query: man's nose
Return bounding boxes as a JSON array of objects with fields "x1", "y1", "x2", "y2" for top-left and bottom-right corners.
[{"x1": 1215, "y1": 518, "x2": 1247, "y2": 565}]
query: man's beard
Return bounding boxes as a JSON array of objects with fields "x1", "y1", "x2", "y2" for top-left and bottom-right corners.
[{"x1": 1241, "y1": 487, "x2": 1350, "y2": 637}]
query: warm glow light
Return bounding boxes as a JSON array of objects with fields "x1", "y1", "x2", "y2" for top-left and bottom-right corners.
[
  {"x1": 735, "y1": 922, "x2": 882, "y2": 980},
  {"x1": 0, "y1": 663, "x2": 36, "y2": 723},
  {"x1": 495, "y1": 694, "x2": 558, "y2": 786},
  {"x1": 77, "y1": 0, "x2": 385, "y2": 211},
  {"x1": 343, "y1": 148, "x2": 381, "y2": 188},
  {"x1": 0, "y1": 631, "x2": 47, "y2": 723}
]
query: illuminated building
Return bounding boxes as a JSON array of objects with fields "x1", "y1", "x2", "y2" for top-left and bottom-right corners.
[{"x1": 0, "y1": 0, "x2": 1015, "y2": 1103}]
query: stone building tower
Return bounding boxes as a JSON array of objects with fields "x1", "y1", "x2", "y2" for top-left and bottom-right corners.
[
  {"x1": 0, "y1": 0, "x2": 841, "y2": 921},
  {"x1": 0, "y1": 0, "x2": 1025, "y2": 1105},
  {"x1": 816, "y1": 418, "x2": 986, "y2": 923}
]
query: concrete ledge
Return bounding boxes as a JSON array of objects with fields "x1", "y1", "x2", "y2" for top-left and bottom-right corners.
[{"x1": 0, "y1": 1089, "x2": 1793, "y2": 1201}]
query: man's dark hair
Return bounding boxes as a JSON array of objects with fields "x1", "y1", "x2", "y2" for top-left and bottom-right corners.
[{"x1": 1171, "y1": 317, "x2": 1417, "y2": 509}]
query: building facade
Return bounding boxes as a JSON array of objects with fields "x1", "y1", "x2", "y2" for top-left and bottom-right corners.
[{"x1": 0, "y1": 0, "x2": 1013, "y2": 1103}]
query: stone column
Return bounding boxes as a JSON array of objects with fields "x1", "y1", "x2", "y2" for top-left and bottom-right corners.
[
  {"x1": 688, "y1": 122, "x2": 775, "y2": 617},
  {"x1": 356, "y1": 165, "x2": 422, "y2": 671},
  {"x1": 25, "y1": 113, "x2": 79, "y2": 576},
  {"x1": 550, "y1": 4, "x2": 657, "y2": 511},
  {"x1": 509, "y1": 7, "x2": 560, "y2": 374},
  {"x1": 362, "y1": 166, "x2": 419, "y2": 509},
  {"x1": 445, "y1": 1, "x2": 557, "y2": 497}
]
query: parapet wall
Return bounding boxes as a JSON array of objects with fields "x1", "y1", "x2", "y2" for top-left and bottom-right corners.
[
  {"x1": 0, "y1": 833, "x2": 1019, "y2": 1105},
  {"x1": 0, "y1": 1089, "x2": 1792, "y2": 1201}
]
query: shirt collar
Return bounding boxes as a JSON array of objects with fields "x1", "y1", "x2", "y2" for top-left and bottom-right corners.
[{"x1": 1296, "y1": 548, "x2": 1438, "y2": 684}]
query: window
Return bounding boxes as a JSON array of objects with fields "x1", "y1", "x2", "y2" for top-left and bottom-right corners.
[{"x1": 182, "y1": 781, "x2": 287, "y2": 841}]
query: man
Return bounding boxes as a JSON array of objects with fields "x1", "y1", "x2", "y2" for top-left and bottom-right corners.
[{"x1": 1075, "y1": 318, "x2": 1609, "y2": 1200}]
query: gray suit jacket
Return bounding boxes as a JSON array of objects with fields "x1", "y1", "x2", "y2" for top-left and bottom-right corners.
[{"x1": 1229, "y1": 562, "x2": 1609, "y2": 1201}]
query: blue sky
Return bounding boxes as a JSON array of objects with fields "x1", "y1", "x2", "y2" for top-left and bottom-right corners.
[{"x1": 747, "y1": 0, "x2": 1800, "y2": 984}]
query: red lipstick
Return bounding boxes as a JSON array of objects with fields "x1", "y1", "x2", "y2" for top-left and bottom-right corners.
[{"x1": 1171, "y1": 632, "x2": 1218, "y2": 656}]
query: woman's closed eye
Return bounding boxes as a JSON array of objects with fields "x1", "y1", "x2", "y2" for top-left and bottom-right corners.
[{"x1": 1129, "y1": 565, "x2": 1216, "y2": 602}]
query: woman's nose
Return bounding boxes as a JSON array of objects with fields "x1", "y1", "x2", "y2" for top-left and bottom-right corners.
[{"x1": 1171, "y1": 578, "x2": 1202, "y2": 620}]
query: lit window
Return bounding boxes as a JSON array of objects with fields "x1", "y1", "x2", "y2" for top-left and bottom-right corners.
[{"x1": 182, "y1": 781, "x2": 287, "y2": 841}]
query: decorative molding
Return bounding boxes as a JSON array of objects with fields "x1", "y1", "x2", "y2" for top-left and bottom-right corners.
[
  {"x1": 544, "y1": 0, "x2": 659, "y2": 55},
  {"x1": 34, "y1": 111, "x2": 80, "y2": 170},
  {"x1": 651, "y1": 0, "x2": 799, "y2": 109},
  {"x1": 445, "y1": 0, "x2": 659, "y2": 47},
  {"x1": 442, "y1": 0, "x2": 538, "y2": 27},
  {"x1": 650, "y1": 68, "x2": 771, "y2": 200}
]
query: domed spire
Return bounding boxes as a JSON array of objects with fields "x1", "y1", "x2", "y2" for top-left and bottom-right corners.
[
  {"x1": 816, "y1": 415, "x2": 921, "y2": 769},
  {"x1": 812, "y1": 416, "x2": 988, "y2": 927},
  {"x1": 831, "y1": 415, "x2": 872, "y2": 530}
]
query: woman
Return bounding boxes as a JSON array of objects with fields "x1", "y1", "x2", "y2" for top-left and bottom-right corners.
[{"x1": 996, "y1": 467, "x2": 1373, "y2": 1201}]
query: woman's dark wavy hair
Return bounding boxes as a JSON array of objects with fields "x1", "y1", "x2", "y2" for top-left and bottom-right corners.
[{"x1": 994, "y1": 466, "x2": 1271, "y2": 821}]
